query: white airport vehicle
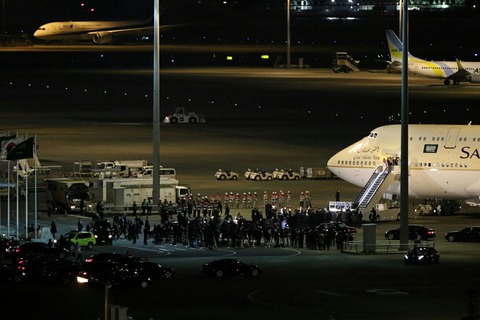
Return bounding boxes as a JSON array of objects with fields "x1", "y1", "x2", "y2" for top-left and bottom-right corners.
[
  {"x1": 215, "y1": 169, "x2": 239, "y2": 180},
  {"x1": 163, "y1": 108, "x2": 206, "y2": 124},
  {"x1": 332, "y1": 52, "x2": 360, "y2": 73},
  {"x1": 134, "y1": 166, "x2": 177, "y2": 180},
  {"x1": 94, "y1": 177, "x2": 190, "y2": 211},
  {"x1": 45, "y1": 178, "x2": 93, "y2": 215},
  {"x1": 249, "y1": 169, "x2": 273, "y2": 181},
  {"x1": 275, "y1": 169, "x2": 301, "y2": 180},
  {"x1": 95, "y1": 160, "x2": 147, "y2": 178}
]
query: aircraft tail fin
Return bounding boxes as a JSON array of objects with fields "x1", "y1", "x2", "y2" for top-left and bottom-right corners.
[
  {"x1": 385, "y1": 29, "x2": 421, "y2": 63},
  {"x1": 385, "y1": 29, "x2": 404, "y2": 63}
]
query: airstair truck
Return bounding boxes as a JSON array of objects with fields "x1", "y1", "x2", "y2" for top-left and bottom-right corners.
[
  {"x1": 45, "y1": 178, "x2": 93, "y2": 215},
  {"x1": 332, "y1": 52, "x2": 360, "y2": 73}
]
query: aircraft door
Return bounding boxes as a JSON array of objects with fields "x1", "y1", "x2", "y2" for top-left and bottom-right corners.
[{"x1": 445, "y1": 127, "x2": 460, "y2": 149}]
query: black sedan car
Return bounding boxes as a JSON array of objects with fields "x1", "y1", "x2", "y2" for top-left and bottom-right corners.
[
  {"x1": 201, "y1": 259, "x2": 262, "y2": 278},
  {"x1": 385, "y1": 224, "x2": 436, "y2": 241},
  {"x1": 92, "y1": 219, "x2": 114, "y2": 245},
  {"x1": 404, "y1": 247, "x2": 440, "y2": 265},
  {"x1": 317, "y1": 222, "x2": 356, "y2": 237},
  {"x1": 445, "y1": 226, "x2": 480, "y2": 242},
  {"x1": 84, "y1": 252, "x2": 125, "y2": 263},
  {"x1": 0, "y1": 263, "x2": 25, "y2": 284},
  {"x1": 39, "y1": 259, "x2": 81, "y2": 284},
  {"x1": 77, "y1": 257, "x2": 174, "y2": 288},
  {"x1": 9, "y1": 241, "x2": 69, "y2": 262}
]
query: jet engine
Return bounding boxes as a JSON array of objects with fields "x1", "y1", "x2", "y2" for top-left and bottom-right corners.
[
  {"x1": 92, "y1": 32, "x2": 114, "y2": 44},
  {"x1": 466, "y1": 74, "x2": 480, "y2": 83}
]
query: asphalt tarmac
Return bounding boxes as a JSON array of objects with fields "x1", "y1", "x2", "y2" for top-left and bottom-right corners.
[{"x1": 2, "y1": 46, "x2": 480, "y2": 320}]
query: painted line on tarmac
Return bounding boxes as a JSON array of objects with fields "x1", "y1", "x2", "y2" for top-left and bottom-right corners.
[
  {"x1": 247, "y1": 289, "x2": 284, "y2": 308},
  {"x1": 365, "y1": 289, "x2": 409, "y2": 295},
  {"x1": 316, "y1": 289, "x2": 349, "y2": 296},
  {"x1": 118, "y1": 244, "x2": 172, "y2": 255},
  {"x1": 278, "y1": 247, "x2": 302, "y2": 256}
]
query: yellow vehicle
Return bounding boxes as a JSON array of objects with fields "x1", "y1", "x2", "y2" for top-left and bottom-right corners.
[{"x1": 64, "y1": 231, "x2": 96, "y2": 250}]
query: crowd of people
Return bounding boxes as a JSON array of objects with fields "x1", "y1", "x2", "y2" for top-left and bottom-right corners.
[{"x1": 105, "y1": 190, "x2": 360, "y2": 251}]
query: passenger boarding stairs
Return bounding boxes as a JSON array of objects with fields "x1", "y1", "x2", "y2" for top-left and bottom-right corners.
[
  {"x1": 352, "y1": 165, "x2": 397, "y2": 213},
  {"x1": 332, "y1": 52, "x2": 360, "y2": 73}
]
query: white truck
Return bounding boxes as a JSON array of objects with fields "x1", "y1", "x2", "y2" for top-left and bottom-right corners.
[
  {"x1": 45, "y1": 178, "x2": 93, "y2": 215},
  {"x1": 163, "y1": 107, "x2": 206, "y2": 124},
  {"x1": 93, "y1": 177, "x2": 190, "y2": 211},
  {"x1": 95, "y1": 160, "x2": 148, "y2": 178},
  {"x1": 134, "y1": 166, "x2": 177, "y2": 180}
]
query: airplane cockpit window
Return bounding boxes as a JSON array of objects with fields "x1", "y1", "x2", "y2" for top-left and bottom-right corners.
[{"x1": 369, "y1": 132, "x2": 378, "y2": 139}]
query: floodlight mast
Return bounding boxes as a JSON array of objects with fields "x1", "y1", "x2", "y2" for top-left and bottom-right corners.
[
  {"x1": 287, "y1": 0, "x2": 291, "y2": 67},
  {"x1": 153, "y1": 0, "x2": 160, "y2": 209},
  {"x1": 399, "y1": 0, "x2": 409, "y2": 250}
]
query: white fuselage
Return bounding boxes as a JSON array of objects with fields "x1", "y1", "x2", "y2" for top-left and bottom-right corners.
[
  {"x1": 33, "y1": 20, "x2": 145, "y2": 41},
  {"x1": 327, "y1": 124, "x2": 480, "y2": 200},
  {"x1": 409, "y1": 58, "x2": 480, "y2": 79}
]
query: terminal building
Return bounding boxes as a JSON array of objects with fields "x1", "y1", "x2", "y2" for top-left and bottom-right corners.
[{"x1": 290, "y1": 0, "x2": 468, "y2": 13}]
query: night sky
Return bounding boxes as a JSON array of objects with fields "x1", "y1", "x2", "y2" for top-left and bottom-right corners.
[{"x1": 3, "y1": 0, "x2": 279, "y2": 34}]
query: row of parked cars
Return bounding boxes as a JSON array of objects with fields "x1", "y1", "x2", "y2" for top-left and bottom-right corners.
[
  {"x1": 384, "y1": 224, "x2": 480, "y2": 243},
  {"x1": 215, "y1": 168, "x2": 302, "y2": 181},
  {"x1": 384, "y1": 224, "x2": 480, "y2": 265},
  {"x1": 1, "y1": 233, "x2": 262, "y2": 287}
]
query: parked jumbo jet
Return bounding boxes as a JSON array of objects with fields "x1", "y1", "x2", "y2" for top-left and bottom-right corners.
[
  {"x1": 34, "y1": 18, "x2": 179, "y2": 44},
  {"x1": 386, "y1": 29, "x2": 480, "y2": 85},
  {"x1": 327, "y1": 124, "x2": 480, "y2": 213}
]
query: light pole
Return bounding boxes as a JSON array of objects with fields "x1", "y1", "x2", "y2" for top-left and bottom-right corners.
[
  {"x1": 399, "y1": 0, "x2": 409, "y2": 251},
  {"x1": 287, "y1": 0, "x2": 291, "y2": 67},
  {"x1": 152, "y1": 0, "x2": 160, "y2": 210},
  {"x1": 104, "y1": 282, "x2": 110, "y2": 320}
]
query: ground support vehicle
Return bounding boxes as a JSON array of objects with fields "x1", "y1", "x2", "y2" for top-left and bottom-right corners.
[
  {"x1": 45, "y1": 178, "x2": 93, "y2": 215},
  {"x1": 332, "y1": 51, "x2": 359, "y2": 73},
  {"x1": 249, "y1": 170, "x2": 273, "y2": 181},
  {"x1": 94, "y1": 160, "x2": 147, "y2": 178},
  {"x1": 275, "y1": 169, "x2": 301, "y2": 180},
  {"x1": 215, "y1": 169, "x2": 239, "y2": 180},
  {"x1": 94, "y1": 177, "x2": 190, "y2": 211},
  {"x1": 163, "y1": 107, "x2": 206, "y2": 124}
]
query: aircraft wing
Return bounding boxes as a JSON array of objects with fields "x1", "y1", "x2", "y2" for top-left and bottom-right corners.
[
  {"x1": 87, "y1": 26, "x2": 153, "y2": 37},
  {"x1": 445, "y1": 59, "x2": 473, "y2": 82},
  {"x1": 85, "y1": 24, "x2": 185, "y2": 44}
]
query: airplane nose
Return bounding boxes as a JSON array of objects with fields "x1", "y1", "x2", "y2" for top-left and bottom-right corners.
[{"x1": 326, "y1": 152, "x2": 340, "y2": 174}]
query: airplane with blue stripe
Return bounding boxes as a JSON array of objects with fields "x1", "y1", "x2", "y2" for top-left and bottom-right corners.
[{"x1": 385, "y1": 29, "x2": 480, "y2": 85}]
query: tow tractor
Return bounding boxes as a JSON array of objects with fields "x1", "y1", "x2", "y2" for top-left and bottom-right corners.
[{"x1": 163, "y1": 107, "x2": 206, "y2": 124}]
